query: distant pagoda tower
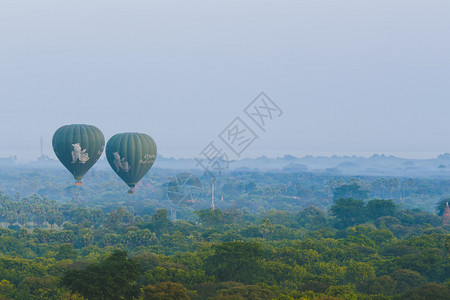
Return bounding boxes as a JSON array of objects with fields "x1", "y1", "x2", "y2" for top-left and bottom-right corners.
[
  {"x1": 211, "y1": 178, "x2": 215, "y2": 211},
  {"x1": 443, "y1": 202, "x2": 450, "y2": 225}
]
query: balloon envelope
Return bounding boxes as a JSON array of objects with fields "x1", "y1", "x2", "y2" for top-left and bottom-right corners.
[
  {"x1": 52, "y1": 124, "x2": 105, "y2": 184},
  {"x1": 105, "y1": 132, "x2": 157, "y2": 193}
]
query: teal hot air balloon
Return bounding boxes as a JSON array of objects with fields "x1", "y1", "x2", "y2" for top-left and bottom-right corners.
[
  {"x1": 52, "y1": 124, "x2": 105, "y2": 185},
  {"x1": 106, "y1": 132, "x2": 157, "y2": 194}
]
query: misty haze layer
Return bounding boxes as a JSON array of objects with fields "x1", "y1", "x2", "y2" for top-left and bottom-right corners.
[{"x1": 1, "y1": 0, "x2": 449, "y2": 161}]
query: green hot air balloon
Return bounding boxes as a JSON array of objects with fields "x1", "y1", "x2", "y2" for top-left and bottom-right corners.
[
  {"x1": 52, "y1": 124, "x2": 105, "y2": 185},
  {"x1": 106, "y1": 132, "x2": 157, "y2": 194}
]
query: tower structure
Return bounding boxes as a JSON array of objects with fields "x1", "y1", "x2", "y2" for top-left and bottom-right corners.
[
  {"x1": 170, "y1": 209, "x2": 177, "y2": 221},
  {"x1": 211, "y1": 178, "x2": 215, "y2": 211},
  {"x1": 38, "y1": 137, "x2": 50, "y2": 161},
  {"x1": 443, "y1": 202, "x2": 450, "y2": 225}
]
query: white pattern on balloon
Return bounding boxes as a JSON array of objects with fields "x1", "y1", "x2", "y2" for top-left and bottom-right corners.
[
  {"x1": 71, "y1": 143, "x2": 90, "y2": 164},
  {"x1": 113, "y1": 152, "x2": 130, "y2": 172}
]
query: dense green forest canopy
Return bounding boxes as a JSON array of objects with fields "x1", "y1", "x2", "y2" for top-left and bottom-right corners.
[
  {"x1": 1, "y1": 165, "x2": 449, "y2": 214},
  {"x1": 0, "y1": 166, "x2": 448, "y2": 299}
]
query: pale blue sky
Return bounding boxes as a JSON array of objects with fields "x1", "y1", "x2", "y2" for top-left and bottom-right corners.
[{"x1": 1, "y1": 0, "x2": 449, "y2": 161}]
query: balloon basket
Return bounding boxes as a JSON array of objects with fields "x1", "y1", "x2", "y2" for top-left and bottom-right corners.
[
  {"x1": 128, "y1": 189, "x2": 135, "y2": 194},
  {"x1": 75, "y1": 181, "x2": 83, "y2": 186}
]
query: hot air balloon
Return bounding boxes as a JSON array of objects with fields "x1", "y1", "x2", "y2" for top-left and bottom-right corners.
[
  {"x1": 105, "y1": 132, "x2": 157, "y2": 194},
  {"x1": 52, "y1": 124, "x2": 105, "y2": 185}
]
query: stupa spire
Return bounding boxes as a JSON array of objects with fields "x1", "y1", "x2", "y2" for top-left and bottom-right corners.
[{"x1": 443, "y1": 202, "x2": 450, "y2": 225}]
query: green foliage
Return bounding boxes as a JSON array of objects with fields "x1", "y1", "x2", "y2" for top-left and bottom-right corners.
[
  {"x1": 16, "y1": 275, "x2": 60, "y2": 300},
  {"x1": 0, "y1": 279, "x2": 17, "y2": 299},
  {"x1": 326, "y1": 285, "x2": 357, "y2": 300},
  {"x1": 330, "y1": 198, "x2": 367, "y2": 228},
  {"x1": 367, "y1": 199, "x2": 397, "y2": 219},
  {"x1": 344, "y1": 261, "x2": 376, "y2": 283},
  {"x1": 389, "y1": 269, "x2": 426, "y2": 293},
  {"x1": 216, "y1": 283, "x2": 275, "y2": 299},
  {"x1": 205, "y1": 241, "x2": 264, "y2": 284},
  {"x1": 357, "y1": 275, "x2": 397, "y2": 295},
  {"x1": 143, "y1": 209, "x2": 173, "y2": 236},
  {"x1": 143, "y1": 282, "x2": 190, "y2": 300},
  {"x1": 0, "y1": 173, "x2": 449, "y2": 300},
  {"x1": 333, "y1": 183, "x2": 369, "y2": 200},
  {"x1": 296, "y1": 206, "x2": 328, "y2": 230},
  {"x1": 400, "y1": 283, "x2": 450, "y2": 300},
  {"x1": 56, "y1": 244, "x2": 77, "y2": 260},
  {"x1": 0, "y1": 257, "x2": 47, "y2": 286},
  {"x1": 62, "y1": 250, "x2": 140, "y2": 300},
  {"x1": 0, "y1": 235, "x2": 29, "y2": 257}
]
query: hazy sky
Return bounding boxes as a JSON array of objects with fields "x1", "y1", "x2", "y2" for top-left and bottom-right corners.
[{"x1": 1, "y1": 0, "x2": 450, "y2": 161}]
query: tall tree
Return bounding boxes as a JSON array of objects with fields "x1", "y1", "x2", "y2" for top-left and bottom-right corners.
[
  {"x1": 330, "y1": 198, "x2": 367, "y2": 229},
  {"x1": 333, "y1": 183, "x2": 369, "y2": 201},
  {"x1": 367, "y1": 199, "x2": 397, "y2": 220},
  {"x1": 206, "y1": 241, "x2": 264, "y2": 284},
  {"x1": 143, "y1": 282, "x2": 190, "y2": 300},
  {"x1": 62, "y1": 250, "x2": 140, "y2": 300}
]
